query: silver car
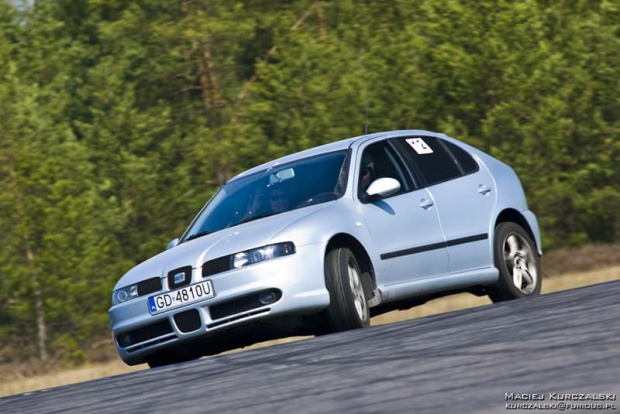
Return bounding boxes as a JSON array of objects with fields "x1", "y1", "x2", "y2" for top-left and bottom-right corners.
[{"x1": 109, "y1": 130, "x2": 542, "y2": 367}]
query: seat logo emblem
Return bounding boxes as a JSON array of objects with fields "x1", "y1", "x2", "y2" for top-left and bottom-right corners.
[{"x1": 173, "y1": 272, "x2": 186, "y2": 284}]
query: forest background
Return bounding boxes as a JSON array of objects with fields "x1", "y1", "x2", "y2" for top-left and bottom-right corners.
[{"x1": 0, "y1": 0, "x2": 618, "y2": 368}]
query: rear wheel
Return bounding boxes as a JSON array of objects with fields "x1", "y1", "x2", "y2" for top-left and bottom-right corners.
[
  {"x1": 323, "y1": 248, "x2": 370, "y2": 331},
  {"x1": 488, "y1": 222, "x2": 542, "y2": 302}
]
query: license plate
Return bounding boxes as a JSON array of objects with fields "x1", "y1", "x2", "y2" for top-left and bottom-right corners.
[{"x1": 148, "y1": 280, "x2": 215, "y2": 314}]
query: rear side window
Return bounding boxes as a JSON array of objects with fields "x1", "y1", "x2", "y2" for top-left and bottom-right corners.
[
  {"x1": 394, "y1": 136, "x2": 462, "y2": 186},
  {"x1": 442, "y1": 140, "x2": 479, "y2": 174}
]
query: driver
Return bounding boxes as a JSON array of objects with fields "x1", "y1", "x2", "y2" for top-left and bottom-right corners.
[{"x1": 243, "y1": 184, "x2": 291, "y2": 220}]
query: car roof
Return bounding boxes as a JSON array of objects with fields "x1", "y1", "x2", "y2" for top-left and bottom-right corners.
[{"x1": 228, "y1": 129, "x2": 444, "y2": 183}]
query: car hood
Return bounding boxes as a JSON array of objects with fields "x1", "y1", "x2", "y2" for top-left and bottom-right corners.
[{"x1": 115, "y1": 203, "x2": 330, "y2": 288}]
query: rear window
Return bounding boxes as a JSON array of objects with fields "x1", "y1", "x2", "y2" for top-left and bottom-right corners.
[{"x1": 442, "y1": 140, "x2": 479, "y2": 174}]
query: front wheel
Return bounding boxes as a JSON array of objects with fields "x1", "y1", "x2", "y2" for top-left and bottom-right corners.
[
  {"x1": 488, "y1": 222, "x2": 542, "y2": 303},
  {"x1": 323, "y1": 248, "x2": 370, "y2": 332}
]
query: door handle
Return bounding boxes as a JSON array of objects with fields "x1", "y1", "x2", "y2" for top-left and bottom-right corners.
[
  {"x1": 419, "y1": 198, "x2": 434, "y2": 210},
  {"x1": 478, "y1": 184, "x2": 491, "y2": 195}
]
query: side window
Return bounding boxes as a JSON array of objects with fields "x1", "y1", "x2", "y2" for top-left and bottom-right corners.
[
  {"x1": 358, "y1": 141, "x2": 411, "y2": 199},
  {"x1": 442, "y1": 140, "x2": 479, "y2": 174},
  {"x1": 395, "y1": 136, "x2": 462, "y2": 186}
]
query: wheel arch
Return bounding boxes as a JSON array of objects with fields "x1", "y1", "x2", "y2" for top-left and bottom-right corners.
[
  {"x1": 494, "y1": 209, "x2": 540, "y2": 256},
  {"x1": 325, "y1": 233, "x2": 377, "y2": 299}
]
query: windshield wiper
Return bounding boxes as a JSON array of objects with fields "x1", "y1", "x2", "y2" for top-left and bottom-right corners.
[
  {"x1": 186, "y1": 213, "x2": 274, "y2": 241},
  {"x1": 236, "y1": 213, "x2": 274, "y2": 226},
  {"x1": 185, "y1": 230, "x2": 211, "y2": 242}
]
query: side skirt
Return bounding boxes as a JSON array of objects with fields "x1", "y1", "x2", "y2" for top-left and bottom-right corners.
[{"x1": 379, "y1": 267, "x2": 499, "y2": 304}]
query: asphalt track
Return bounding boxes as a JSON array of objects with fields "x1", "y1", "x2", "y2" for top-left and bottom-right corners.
[{"x1": 2, "y1": 280, "x2": 619, "y2": 414}]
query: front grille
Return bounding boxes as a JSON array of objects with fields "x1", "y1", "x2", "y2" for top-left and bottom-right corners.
[
  {"x1": 117, "y1": 320, "x2": 173, "y2": 348},
  {"x1": 202, "y1": 256, "x2": 231, "y2": 277},
  {"x1": 209, "y1": 290, "x2": 281, "y2": 321},
  {"x1": 167, "y1": 266, "x2": 192, "y2": 289},
  {"x1": 174, "y1": 309, "x2": 202, "y2": 333},
  {"x1": 208, "y1": 309, "x2": 269, "y2": 329},
  {"x1": 137, "y1": 277, "x2": 162, "y2": 296}
]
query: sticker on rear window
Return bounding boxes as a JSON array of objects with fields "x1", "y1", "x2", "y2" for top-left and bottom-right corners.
[{"x1": 406, "y1": 138, "x2": 434, "y2": 155}]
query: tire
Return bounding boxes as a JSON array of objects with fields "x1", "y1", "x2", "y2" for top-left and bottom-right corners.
[
  {"x1": 488, "y1": 222, "x2": 542, "y2": 303},
  {"x1": 323, "y1": 248, "x2": 370, "y2": 331}
]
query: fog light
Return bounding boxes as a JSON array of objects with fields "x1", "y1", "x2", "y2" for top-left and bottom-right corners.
[
  {"x1": 258, "y1": 291, "x2": 278, "y2": 305},
  {"x1": 119, "y1": 334, "x2": 132, "y2": 347}
]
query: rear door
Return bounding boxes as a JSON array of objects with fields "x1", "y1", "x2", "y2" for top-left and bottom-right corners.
[{"x1": 393, "y1": 136, "x2": 495, "y2": 273}]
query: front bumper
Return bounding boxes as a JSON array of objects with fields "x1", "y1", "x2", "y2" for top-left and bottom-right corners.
[{"x1": 109, "y1": 243, "x2": 330, "y2": 365}]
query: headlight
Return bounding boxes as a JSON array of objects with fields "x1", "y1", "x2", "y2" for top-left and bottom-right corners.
[
  {"x1": 232, "y1": 242, "x2": 296, "y2": 269},
  {"x1": 112, "y1": 284, "x2": 139, "y2": 305}
]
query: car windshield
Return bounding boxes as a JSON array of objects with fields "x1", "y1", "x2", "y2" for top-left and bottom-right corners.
[{"x1": 182, "y1": 150, "x2": 349, "y2": 241}]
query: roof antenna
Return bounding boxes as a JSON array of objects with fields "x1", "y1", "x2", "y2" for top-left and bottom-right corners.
[
  {"x1": 364, "y1": 94, "x2": 368, "y2": 135},
  {"x1": 364, "y1": 75, "x2": 369, "y2": 135}
]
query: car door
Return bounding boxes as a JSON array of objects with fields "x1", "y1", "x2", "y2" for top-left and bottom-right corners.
[
  {"x1": 356, "y1": 139, "x2": 450, "y2": 287},
  {"x1": 393, "y1": 136, "x2": 495, "y2": 273}
]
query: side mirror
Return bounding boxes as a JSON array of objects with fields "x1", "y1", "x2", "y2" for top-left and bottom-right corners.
[
  {"x1": 363, "y1": 177, "x2": 401, "y2": 203},
  {"x1": 167, "y1": 238, "x2": 179, "y2": 250}
]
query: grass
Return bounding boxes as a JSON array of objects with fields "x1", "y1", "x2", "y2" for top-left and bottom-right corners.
[
  {"x1": 542, "y1": 243, "x2": 620, "y2": 276},
  {"x1": 1, "y1": 264, "x2": 619, "y2": 398}
]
